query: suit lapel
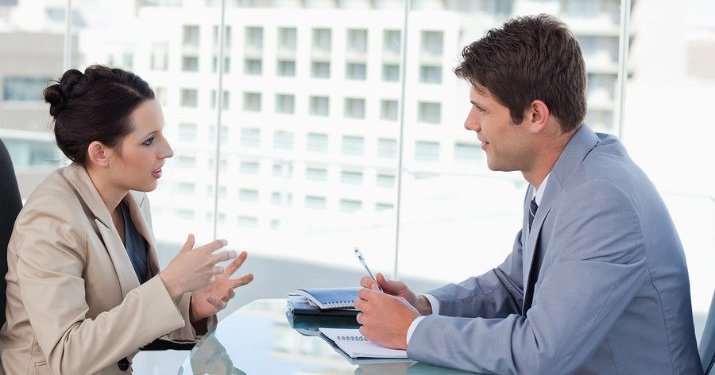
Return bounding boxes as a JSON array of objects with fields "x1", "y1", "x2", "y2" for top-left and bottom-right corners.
[{"x1": 60, "y1": 164, "x2": 140, "y2": 297}]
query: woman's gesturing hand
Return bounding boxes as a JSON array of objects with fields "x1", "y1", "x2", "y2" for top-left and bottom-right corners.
[
  {"x1": 190, "y1": 250, "x2": 254, "y2": 321},
  {"x1": 160, "y1": 234, "x2": 238, "y2": 301}
]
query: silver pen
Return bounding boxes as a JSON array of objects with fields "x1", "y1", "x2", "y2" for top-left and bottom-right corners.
[{"x1": 354, "y1": 247, "x2": 383, "y2": 291}]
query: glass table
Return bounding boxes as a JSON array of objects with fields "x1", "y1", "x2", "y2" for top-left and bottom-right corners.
[{"x1": 178, "y1": 299, "x2": 485, "y2": 374}]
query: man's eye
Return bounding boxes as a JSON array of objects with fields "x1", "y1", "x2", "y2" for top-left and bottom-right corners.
[{"x1": 142, "y1": 137, "x2": 154, "y2": 146}]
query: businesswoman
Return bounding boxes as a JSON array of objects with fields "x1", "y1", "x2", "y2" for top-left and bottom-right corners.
[{"x1": 0, "y1": 65, "x2": 253, "y2": 375}]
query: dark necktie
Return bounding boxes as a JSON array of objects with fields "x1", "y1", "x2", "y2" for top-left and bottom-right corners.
[
  {"x1": 524, "y1": 197, "x2": 540, "y2": 312},
  {"x1": 528, "y1": 197, "x2": 538, "y2": 230}
]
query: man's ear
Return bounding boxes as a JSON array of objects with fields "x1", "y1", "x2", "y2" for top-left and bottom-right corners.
[
  {"x1": 86, "y1": 141, "x2": 113, "y2": 167},
  {"x1": 526, "y1": 100, "x2": 550, "y2": 133}
]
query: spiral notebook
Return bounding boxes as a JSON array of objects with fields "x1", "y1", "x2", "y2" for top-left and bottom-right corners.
[
  {"x1": 288, "y1": 287, "x2": 360, "y2": 310},
  {"x1": 319, "y1": 328, "x2": 408, "y2": 359}
]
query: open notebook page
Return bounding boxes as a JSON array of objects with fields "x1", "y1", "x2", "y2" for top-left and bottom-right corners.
[{"x1": 319, "y1": 328, "x2": 408, "y2": 359}]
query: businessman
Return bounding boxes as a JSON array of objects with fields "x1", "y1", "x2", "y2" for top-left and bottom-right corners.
[{"x1": 354, "y1": 14, "x2": 703, "y2": 375}]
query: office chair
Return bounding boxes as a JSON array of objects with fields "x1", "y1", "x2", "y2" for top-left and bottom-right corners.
[
  {"x1": 0, "y1": 138, "x2": 23, "y2": 329},
  {"x1": 701, "y1": 290, "x2": 715, "y2": 374}
]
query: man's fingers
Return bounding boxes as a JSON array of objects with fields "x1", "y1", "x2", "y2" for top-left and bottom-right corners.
[
  {"x1": 359, "y1": 276, "x2": 374, "y2": 288},
  {"x1": 356, "y1": 312, "x2": 364, "y2": 325}
]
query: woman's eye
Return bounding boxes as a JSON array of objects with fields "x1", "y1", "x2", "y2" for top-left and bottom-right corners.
[{"x1": 142, "y1": 137, "x2": 154, "y2": 146}]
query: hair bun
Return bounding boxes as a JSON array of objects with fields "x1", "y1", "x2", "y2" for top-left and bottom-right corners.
[{"x1": 44, "y1": 69, "x2": 84, "y2": 117}]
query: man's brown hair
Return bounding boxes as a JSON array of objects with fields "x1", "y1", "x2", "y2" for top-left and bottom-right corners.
[{"x1": 455, "y1": 14, "x2": 587, "y2": 132}]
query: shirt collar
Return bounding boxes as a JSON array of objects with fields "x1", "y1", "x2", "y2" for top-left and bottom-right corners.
[{"x1": 531, "y1": 173, "x2": 550, "y2": 206}]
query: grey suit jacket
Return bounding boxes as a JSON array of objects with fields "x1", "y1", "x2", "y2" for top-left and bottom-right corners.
[{"x1": 408, "y1": 126, "x2": 703, "y2": 375}]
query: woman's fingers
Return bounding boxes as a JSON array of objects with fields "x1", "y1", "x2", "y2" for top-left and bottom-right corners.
[
  {"x1": 225, "y1": 251, "x2": 248, "y2": 275},
  {"x1": 230, "y1": 273, "x2": 254, "y2": 288}
]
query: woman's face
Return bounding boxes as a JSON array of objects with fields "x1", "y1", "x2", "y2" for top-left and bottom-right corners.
[{"x1": 110, "y1": 99, "x2": 173, "y2": 192}]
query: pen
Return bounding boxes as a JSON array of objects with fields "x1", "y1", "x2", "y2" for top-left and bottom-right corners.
[{"x1": 354, "y1": 247, "x2": 383, "y2": 291}]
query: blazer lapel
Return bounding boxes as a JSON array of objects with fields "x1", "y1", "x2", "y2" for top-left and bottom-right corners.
[{"x1": 60, "y1": 164, "x2": 140, "y2": 297}]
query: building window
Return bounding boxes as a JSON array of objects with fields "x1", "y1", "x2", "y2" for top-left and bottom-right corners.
[
  {"x1": 240, "y1": 128, "x2": 261, "y2": 147},
  {"x1": 183, "y1": 25, "x2": 199, "y2": 47},
  {"x1": 340, "y1": 171, "x2": 363, "y2": 185},
  {"x1": 277, "y1": 60, "x2": 296, "y2": 77},
  {"x1": 210, "y1": 90, "x2": 230, "y2": 110},
  {"x1": 382, "y1": 64, "x2": 400, "y2": 82},
  {"x1": 243, "y1": 92, "x2": 262, "y2": 112},
  {"x1": 238, "y1": 216, "x2": 258, "y2": 228},
  {"x1": 311, "y1": 61, "x2": 330, "y2": 78},
  {"x1": 175, "y1": 209, "x2": 195, "y2": 220},
  {"x1": 454, "y1": 142, "x2": 481, "y2": 161},
  {"x1": 339, "y1": 199, "x2": 362, "y2": 213},
  {"x1": 176, "y1": 182, "x2": 196, "y2": 195},
  {"x1": 341, "y1": 135, "x2": 364, "y2": 155},
  {"x1": 239, "y1": 189, "x2": 259, "y2": 202},
  {"x1": 415, "y1": 141, "x2": 440, "y2": 161},
  {"x1": 419, "y1": 65, "x2": 442, "y2": 84},
  {"x1": 245, "y1": 26, "x2": 263, "y2": 51},
  {"x1": 207, "y1": 158, "x2": 228, "y2": 171},
  {"x1": 178, "y1": 123, "x2": 197, "y2": 142},
  {"x1": 244, "y1": 58, "x2": 262, "y2": 75},
  {"x1": 275, "y1": 94, "x2": 295, "y2": 114},
  {"x1": 208, "y1": 125, "x2": 229, "y2": 144},
  {"x1": 418, "y1": 101, "x2": 441, "y2": 124},
  {"x1": 212, "y1": 25, "x2": 232, "y2": 48},
  {"x1": 309, "y1": 96, "x2": 329, "y2": 117},
  {"x1": 312, "y1": 28, "x2": 331, "y2": 52},
  {"x1": 347, "y1": 29, "x2": 368, "y2": 53},
  {"x1": 346, "y1": 63, "x2": 367, "y2": 80},
  {"x1": 2, "y1": 76, "x2": 51, "y2": 101},
  {"x1": 376, "y1": 173, "x2": 395, "y2": 188},
  {"x1": 212, "y1": 56, "x2": 231, "y2": 74},
  {"x1": 150, "y1": 43, "x2": 168, "y2": 71},
  {"x1": 376, "y1": 202, "x2": 394, "y2": 211},
  {"x1": 344, "y1": 98, "x2": 366, "y2": 119},
  {"x1": 305, "y1": 195, "x2": 327, "y2": 209},
  {"x1": 307, "y1": 133, "x2": 328, "y2": 152},
  {"x1": 378, "y1": 138, "x2": 397, "y2": 158},
  {"x1": 380, "y1": 99, "x2": 398, "y2": 121},
  {"x1": 176, "y1": 155, "x2": 196, "y2": 169},
  {"x1": 306, "y1": 167, "x2": 328, "y2": 181},
  {"x1": 182, "y1": 56, "x2": 199, "y2": 72},
  {"x1": 239, "y1": 160, "x2": 260, "y2": 175},
  {"x1": 278, "y1": 27, "x2": 297, "y2": 51},
  {"x1": 273, "y1": 131, "x2": 294, "y2": 150},
  {"x1": 154, "y1": 87, "x2": 167, "y2": 106},
  {"x1": 272, "y1": 163, "x2": 293, "y2": 178},
  {"x1": 383, "y1": 30, "x2": 401, "y2": 55},
  {"x1": 180, "y1": 89, "x2": 198, "y2": 108},
  {"x1": 421, "y1": 31, "x2": 443, "y2": 56}
]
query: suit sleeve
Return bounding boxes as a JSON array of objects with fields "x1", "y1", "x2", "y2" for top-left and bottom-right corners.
[
  {"x1": 14, "y1": 196, "x2": 187, "y2": 375},
  {"x1": 407, "y1": 180, "x2": 647, "y2": 375}
]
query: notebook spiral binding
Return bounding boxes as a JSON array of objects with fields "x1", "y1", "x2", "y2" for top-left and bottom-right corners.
[{"x1": 336, "y1": 335, "x2": 367, "y2": 341}]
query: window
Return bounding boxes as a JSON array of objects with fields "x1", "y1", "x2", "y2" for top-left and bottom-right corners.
[
  {"x1": 183, "y1": 25, "x2": 199, "y2": 47},
  {"x1": 419, "y1": 65, "x2": 442, "y2": 84},
  {"x1": 307, "y1": 133, "x2": 328, "y2": 152},
  {"x1": 176, "y1": 182, "x2": 196, "y2": 195},
  {"x1": 245, "y1": 26, "x2": 263, "y2": 50},
  {"x1": 305, "y1": 196, "x2": 327, "y2": 209},
  {"x1": 346, "y1": 63, "x2": 367, "y2": 80},
  {"x1": 272, "y1": 163, "x2": 293, "y2": 178},
  {"x1": 415, "y1": 141, "x2": 440, "y2": 161},
  {"x1": 210, "y1": 90, "x2": 230, "y2": 109},
  {"x1": 344, "y1": 98, "x2": 366, "y2": 119},
  {"x1": 342, "y1": 135, "x2": 364, "y2": 155},
  {"x1": 182, "y1": 56, "x2": 199, "y2": 72},
  {"x1": 312, "y1": 28, "x2": 331, "y2": 52},
  {"x1": 176, "y1": 155, "x2": 196, "y2": 168},
  {"x1": 306, "y1": 167, "x2": 328, "y2": 181},
  {"x1": 2, "y1": 76, "x2": 51, "y2": 101},
  {"x1": 309, "y1": 96, "x2": 329, "y2": 116},
  {"x1": 421, "y1": 31, "x2": 443, "y2": 56},
  {"x1": 238, "y1": 216, "x2": 258, "y2": 228},
  {"x1": 243, "y1": 92, "x2": 261, "y2": 112},
  {"x1": 175, "y1": 209, "x2": 194, "y2": 220},
  {"x1": 277, "y1": 60, "x2": 296, "y2": 77},
  {"x1": 378, "y1": 138, "x2": 397, "y2": 158},
  {"x1": 341, "y1": 171, "x2": 363, "y2": 185},
  {"x1": 275, "y1": 94, "x2": 295, "y2": 114},
  {"x1": 150, "y1": 43, "x2": 168, "y2": 71},
  {"x1": 383, "y1": 30, "x2": 401, "y2": 55},
  {"x1": 273, "y1": 131, "x2": 294, "y2": 149},
  {"x1": 278, "y1": 27, "x2": 297, "y2": 51},
  {"x1": 244, "y1": 58, "x2": 262, "y2": 75},
  {"x1": 212, "y1": 25, "x2": 231, "y2": 48},
  {"x1": 239, "y1": 160, "x2": 260, "y2": 175},
  {"x1": 240, "y1": 128, "x2": 261, "y2": 147},
  {"x1": 311, "y1": 61, "x2": 330, "y2": 78},
  {"x1": 207, "y1": 158, "x2": 228, "y2": 171},
  {"x1": 178, "y1": 123, "x2": 197, "y2": 142},
  {"x1": 180, "y1": 88, "x2": 198, "y2": 108},
  {"x1": 239, "y1": 189, "x2": 259, "y2": 202},
  {"x1": 347, "y1": 29, "x2": 368, "y2": 53},
  {"x1": 208, "y1": 125, "x2": 229, "y2": 144},
  {"x1": 376, "y1": 202, "x2": 394, "y2": 211},
  {"x1": 382, "y1": 64, "x2": 400, "y2": 82},
  {"x1": 339, "y1": 199, "x2": 362, "y2": 213},
  {"x1": 212, "y1": 56, "x2": 231, "y2": 73},
  {"x1": 380, "y1": 99, "x2": 398, "y2": 121},
  {"x1": 418, "y1": 101, "x2": 441, "y2": 124},
  {"x1": 454, "y1": 142, "x2": 481, "y2": 161},
  {"x1": 376, "y1": 174, "x2": 395, "y2": 188}
]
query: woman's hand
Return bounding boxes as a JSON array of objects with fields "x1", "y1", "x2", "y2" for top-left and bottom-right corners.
[
  {"x1": 190, "y1": 250, "x2": 254, "y2": 322},
  {"x1": 160, "y1": 234, "x2": 237, "y2": 301}
]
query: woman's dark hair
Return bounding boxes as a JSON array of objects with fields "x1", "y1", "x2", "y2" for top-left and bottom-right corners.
[
  {"x1": 44, "y1": 65, "x2": 155, "y2": 164},
  {"x1": 455, "y1": 14, "x2": 587, "y2": 132}
]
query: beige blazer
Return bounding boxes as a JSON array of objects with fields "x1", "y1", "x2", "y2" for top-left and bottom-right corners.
[{"x1": 0, "y1": 164, "x2": 206, "y2": 375}]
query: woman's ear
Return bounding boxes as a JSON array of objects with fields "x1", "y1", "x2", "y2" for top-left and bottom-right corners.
[{"x1": 86, "y1": 141, "x2": 112, "y2": 167}]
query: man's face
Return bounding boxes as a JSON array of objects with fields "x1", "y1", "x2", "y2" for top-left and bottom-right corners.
[{"x1": 464, "y1": 84, "x2": 534, "y2": 172}]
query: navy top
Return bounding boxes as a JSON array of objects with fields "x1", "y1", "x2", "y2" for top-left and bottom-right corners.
[{"x1": 119, "y1": 201, "x2": 149, "y2": 284}]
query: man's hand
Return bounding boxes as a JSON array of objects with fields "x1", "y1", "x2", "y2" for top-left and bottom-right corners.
[
  {"x1": 353, "y1": 287, "x2": 420, "y2": 350},
  {"x1": 360, "y1": 273, "x2": 432, "y2": 315}
]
